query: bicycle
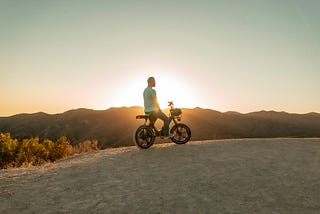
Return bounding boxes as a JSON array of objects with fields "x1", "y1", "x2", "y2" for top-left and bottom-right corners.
[{"x1": 133, "y1": 101, "x2": 191, "y2": 149}]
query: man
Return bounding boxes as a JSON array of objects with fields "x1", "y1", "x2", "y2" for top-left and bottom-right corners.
[{"x1": 143, "y1": 77, "x2": 173, "y2": 139}]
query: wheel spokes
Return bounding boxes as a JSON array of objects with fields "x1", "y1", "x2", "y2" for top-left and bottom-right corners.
[
  {"x1": 173, "y1": 127, "x2": 188, "y2": 141},
  {"x1": 136, "y1": 127, "x2": 154, "y2": 147}
]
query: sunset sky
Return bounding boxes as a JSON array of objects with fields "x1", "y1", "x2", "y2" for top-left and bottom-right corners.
[{"x1": 1, "y1": 0, "x2": 319, "y2": 116}]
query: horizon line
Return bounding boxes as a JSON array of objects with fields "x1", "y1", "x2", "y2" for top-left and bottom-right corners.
[{"x1": 1, "y1": 106, "x2": 319, "y2": 117}]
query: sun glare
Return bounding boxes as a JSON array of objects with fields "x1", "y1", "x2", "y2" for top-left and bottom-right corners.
[
  {"x1": 152, "y1": 73, "x2": 197, "y2": 109},
  {"x1": 111, "y1": 68, "x2": 198, "y2": 110}
]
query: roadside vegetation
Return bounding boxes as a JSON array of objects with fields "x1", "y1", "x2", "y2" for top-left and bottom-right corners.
[{"x1": 0, "y1": 133, "x2": 98, "y2": 169}]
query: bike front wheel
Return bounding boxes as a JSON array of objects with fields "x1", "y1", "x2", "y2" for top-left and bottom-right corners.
[
  {"x1": 170, "y1": 123, "x2": 191, "y2": 144},
  {"x1": 133, "y1": 125, "x2": 155, "y2": 149}
]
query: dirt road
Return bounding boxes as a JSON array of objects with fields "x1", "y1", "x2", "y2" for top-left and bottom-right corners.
[{"x1": 1, "y1": 138, "x2": 320, "y2": 213}]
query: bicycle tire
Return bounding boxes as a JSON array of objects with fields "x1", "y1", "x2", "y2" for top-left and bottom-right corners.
[
  {"x1": 170, "y1": 123, "x2": 191, "y2": 144},
  {"x1": 133, "y1": 125, "x2": 155, "y2": 149}
]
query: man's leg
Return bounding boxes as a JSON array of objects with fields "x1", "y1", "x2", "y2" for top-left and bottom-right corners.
[{"x1": 155, "y1": 110, "x2": 170, "y2": 136}]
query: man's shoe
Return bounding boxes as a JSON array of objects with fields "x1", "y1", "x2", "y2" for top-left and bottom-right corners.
[{"x1": 164, "y1": 134, "x2": 174, "y2": 139}]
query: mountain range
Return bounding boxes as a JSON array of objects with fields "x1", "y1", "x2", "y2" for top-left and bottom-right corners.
[{"x1": 1, "y1": 107, "x2": 320, "y2": 148}]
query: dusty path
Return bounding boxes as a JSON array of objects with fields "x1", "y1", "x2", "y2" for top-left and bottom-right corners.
[{"x1": 1, "y1": 138, "x2": 320, "y2": 213}]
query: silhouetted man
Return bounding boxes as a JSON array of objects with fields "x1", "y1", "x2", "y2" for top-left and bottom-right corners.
[{"x1": 143, "y1": 77, "x2": 172, "y2": 138}]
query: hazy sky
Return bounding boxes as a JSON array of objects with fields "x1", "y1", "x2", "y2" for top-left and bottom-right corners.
[{"x1": 1, "y1": 0, "x2": 319, "y2": 116}]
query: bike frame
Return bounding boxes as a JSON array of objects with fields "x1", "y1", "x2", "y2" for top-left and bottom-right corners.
[
  {"x1": 139, "y1": 103, "x2": 181, "y2": 136},
  {"x1": 141, "y1": 113, "x2": 180, "y2": 135}
]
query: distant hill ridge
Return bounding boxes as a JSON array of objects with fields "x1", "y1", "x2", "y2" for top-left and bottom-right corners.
[{"x1": 1, "y1": 107, "x2": 320, "y2": 148}]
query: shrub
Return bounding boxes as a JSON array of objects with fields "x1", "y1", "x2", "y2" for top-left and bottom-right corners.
[
  {"x1": 0, "y1": 133, "x2": 100, "y2": 169},
  {"x1": 0, "y1": 133, "x2": 72, "y2": 169},
  {"x1": 0, "y1": 133, "x2": 19, "y2": 169},
  {"x1": 42, "y1": 139, "x2": 56, "y2": 162},
  {"x1": 52, "y1": 136, "x2": 69, "y2": 161},
  {"x1": 16, "y1": 137, "x2": 44, "y2": 167}
]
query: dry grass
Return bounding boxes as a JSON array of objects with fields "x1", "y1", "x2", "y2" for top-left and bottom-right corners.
[{"x1": 66, "y1": 140, "x2": 99, "y2": 156}]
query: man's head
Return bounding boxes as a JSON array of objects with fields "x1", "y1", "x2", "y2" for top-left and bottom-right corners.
[{"x1": 147, "y1": 77, "x2": 156, "y2": 87}]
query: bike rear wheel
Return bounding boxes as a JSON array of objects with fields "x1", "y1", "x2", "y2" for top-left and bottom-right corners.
[
  {"x1": 133, "y1": 125, "x2": 155, "y2": 149},
  {"x1": 170, "y1": 123, "x2": 191, "y2": 144}
]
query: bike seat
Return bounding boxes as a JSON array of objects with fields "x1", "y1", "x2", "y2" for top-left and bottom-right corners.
[{"x1": 136, "y1": 115, "x2": 149, "y2": 119}]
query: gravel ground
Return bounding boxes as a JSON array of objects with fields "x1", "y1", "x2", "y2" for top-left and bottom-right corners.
[{"x1": 1, "y1": 138, "x2": 320, "y2": 214}]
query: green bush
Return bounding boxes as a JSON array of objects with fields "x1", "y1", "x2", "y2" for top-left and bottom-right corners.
[
  {"x1": 42, "y1": 139, "x2": 55, "y2": 162},
  {"x1": 16, "y1": 137, "x2": 44, "y2": 166},
  {"x1": 0, "y1": 133, "x2": 19, "y2": 168},
  {"x1": 48, "y1": 136, "x2": 69, "y2": 161},
  {"x1": 0, "y1": 133, "x2": 71, "y2": 169}
]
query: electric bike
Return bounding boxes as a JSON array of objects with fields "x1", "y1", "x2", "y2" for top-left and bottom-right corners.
[{"x1": 133, "y1": 101, "x2": 191, "y2": 149}]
